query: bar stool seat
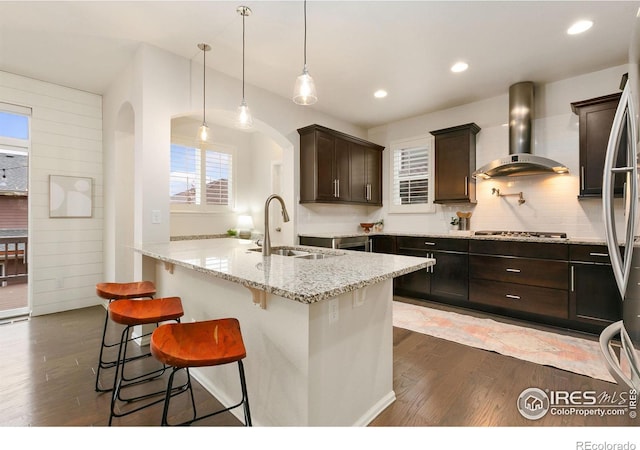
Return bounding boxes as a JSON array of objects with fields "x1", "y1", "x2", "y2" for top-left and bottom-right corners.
[
  {"x1": 95, "y1": 281, "x2": 156, "y2": 392},
  {"x1": 150, "y1": 318, "x2": 252, "y2": 426},
  {"x1": 108, "y1": 296, "x2": 184, "y2": 426}
]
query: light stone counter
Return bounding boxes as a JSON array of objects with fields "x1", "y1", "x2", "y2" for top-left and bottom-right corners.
[
  {"x1": 299, "y1": 231, "x2": 609, "y2": 246},
  {"x1": 137, "y1": 238, "x2": 432, "y2": 304}
]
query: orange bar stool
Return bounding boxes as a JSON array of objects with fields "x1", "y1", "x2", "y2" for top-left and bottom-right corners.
[
  {"x1": 95, "y1": 281, "x2": 157, "y2": 392},
  {"x1": 107, "y1": 296, "x2": 184, "y2": 426},
  {"x1": 150, "y1": 318, "x2": 252, "y2": 426}
]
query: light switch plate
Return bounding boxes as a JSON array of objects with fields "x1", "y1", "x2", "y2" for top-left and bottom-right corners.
[{"x1": 151, "y1": 210, "x2": 161, "y2": 224}]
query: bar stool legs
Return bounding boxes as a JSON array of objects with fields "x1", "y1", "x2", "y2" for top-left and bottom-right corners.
[
  {"x1": 160, "y1": 360, "x2": 252, "y2": 426},
  {"x1": 151, "y1": 318, "x2": 252, "y2": 426},
  {"x1": 95, "y1": 281, "x2": 156, "y2": 392},
  {"x1": 107, "y1": 296, "x2": 184, "y2": 426}
]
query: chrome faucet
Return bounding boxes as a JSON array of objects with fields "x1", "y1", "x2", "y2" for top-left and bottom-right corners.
[{"x1": 263, "y1": 194, "x2": 290, "y2": 256}]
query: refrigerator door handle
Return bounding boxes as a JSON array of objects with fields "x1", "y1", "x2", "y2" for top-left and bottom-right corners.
[
  {"x1": 603, "y1": 81, "x2": 638, "y2": 298},
  {"x1": 599, "y1": 321, "x2": 640, "y2": 390}
]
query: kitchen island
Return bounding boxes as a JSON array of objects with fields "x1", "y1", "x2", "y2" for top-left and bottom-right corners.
[{"x1": 135, "y1": 238, "x2": 432, "y2": 426}]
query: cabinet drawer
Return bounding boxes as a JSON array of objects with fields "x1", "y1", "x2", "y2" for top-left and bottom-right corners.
[
  {"x1": 469, "y1": 279, "x2": 568, "y2": 319},
  {"x1": 396, "y1": 236, "x2": 468, "y2": 253},
  {"x1": 569, "y1": 244, "x2": 620, "y2": 263},
  {"x1": 469, "y1": 240, "x2": 568, "y2": 260},
  {"x1": 470, "y1": 255, "x2": 568, "y2": 289}
]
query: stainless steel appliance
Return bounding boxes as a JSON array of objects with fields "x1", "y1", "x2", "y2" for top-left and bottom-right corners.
[
  {"x1": 473, "y1": 82, "x2": 570, "y2": 179},
  {"x1": 600, "y1": 10, "x2": 640, "y2": 391},
  {"x1": 298, "y1": 235, "x2": 371, "y2": 252}
]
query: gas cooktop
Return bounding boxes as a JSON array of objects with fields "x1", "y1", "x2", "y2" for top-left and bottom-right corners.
[{"x1": 474, "y1": 230, "x2": 568, "y2": 239}]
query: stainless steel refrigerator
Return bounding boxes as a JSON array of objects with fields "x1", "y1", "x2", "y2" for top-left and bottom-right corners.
[{"x1": 600, "y1": 8, "x2": 640, "y2": 391}]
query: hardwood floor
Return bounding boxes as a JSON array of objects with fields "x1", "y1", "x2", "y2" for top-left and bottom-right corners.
[{"x1": 0, "y1": 302, "x2": 637, "y2": 429}]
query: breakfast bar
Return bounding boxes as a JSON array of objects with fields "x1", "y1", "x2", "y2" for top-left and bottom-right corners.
[{"x1": 135, "y1": 238, "x2": 432, "y2": 426}]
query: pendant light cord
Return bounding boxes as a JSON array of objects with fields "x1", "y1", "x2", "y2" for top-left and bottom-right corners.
[
  {"x1": 242, "y1": 12, "x2": 246, "y2": 100},
  {"x1": 202, "y1": 46, "x2": 206, "y2": 124},
  {"x1": 303, "y1": 0, "x2": 307, "y2": 67}
]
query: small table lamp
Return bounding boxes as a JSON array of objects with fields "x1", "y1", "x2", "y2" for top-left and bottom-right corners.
[{"x1": 236, "y1": 215, "x2": 254, "y2": 239}]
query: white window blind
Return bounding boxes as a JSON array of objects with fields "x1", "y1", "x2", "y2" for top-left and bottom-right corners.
[
  {"x1": 170, "y1": 142, "x2": 233, "y2": 210},
  {"x1": 392, "y1": 145, "x2": 430, "y2": 205}
]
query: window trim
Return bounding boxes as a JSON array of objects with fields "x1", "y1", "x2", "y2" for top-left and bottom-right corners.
[
  {"x1": 388, "y1": 135, "x2": 435, "y2": 214},
  {"x1": 169, "y1": 135, "x2": 236, "y2": 214}
]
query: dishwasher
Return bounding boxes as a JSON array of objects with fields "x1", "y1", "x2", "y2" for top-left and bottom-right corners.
[{"x1": 298, "y1": 235, "x2": 371, "y2": 252}]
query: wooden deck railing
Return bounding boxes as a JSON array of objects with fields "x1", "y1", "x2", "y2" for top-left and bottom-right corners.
[{"x1": 0, "y1": 237, "x2": 28, "y2": 285}]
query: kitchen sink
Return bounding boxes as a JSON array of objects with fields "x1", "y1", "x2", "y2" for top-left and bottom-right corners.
[{"x1": 248, "y1": 247, "x2": 341, "y2": 259}]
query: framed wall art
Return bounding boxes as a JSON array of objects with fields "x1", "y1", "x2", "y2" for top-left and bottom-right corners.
[{"x1": 49, "y1": 175, "x2": 93, "y2": 218}]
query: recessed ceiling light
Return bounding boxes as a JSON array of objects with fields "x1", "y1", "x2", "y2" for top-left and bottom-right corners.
[
  {"x1": 567, "y1": 20, "x2": 593, "y2": 35},
  {"x1": 451, "y1": 62, "x2": 469, "y2": 73},
  {"x1": 374, "y1": 89, "x2": 388, "y2": 98}
]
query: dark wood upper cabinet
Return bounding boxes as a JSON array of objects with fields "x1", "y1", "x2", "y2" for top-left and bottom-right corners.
[
  {"x1": 298, "y1": 124, "x2": 384, "y2": 205},
  {"x1": 430, "y1": 123, "x2": 480, "y2": 204},
  {"x1": 571, "y1": 93, "x2": 625, "y2": 198}
]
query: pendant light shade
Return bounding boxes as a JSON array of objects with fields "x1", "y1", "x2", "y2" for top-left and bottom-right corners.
[
  {"x1": 293, "y1": 0, "x2": 317, "y2": 105},
  {"x1": 197, "y1": 42, "x2": 211, "y2": 143},
  {"x1": 236, "y1": 6, "x2": 253, "y2": 129}
]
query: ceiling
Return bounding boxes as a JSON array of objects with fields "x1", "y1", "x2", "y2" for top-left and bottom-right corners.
[{"x1": 0, "y1": 1, "x2": 638, "y2": 129}]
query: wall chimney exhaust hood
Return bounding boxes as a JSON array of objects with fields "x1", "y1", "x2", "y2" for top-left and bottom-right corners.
[{"x1": 472, "y1": 82, "x2": 569, "y2": 179}]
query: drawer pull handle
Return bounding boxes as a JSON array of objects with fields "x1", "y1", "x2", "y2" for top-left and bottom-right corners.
[
  {"x1": 589, "y1": 252, "x2": 609, "y2": 257},
  {"x1": 424, "y1": 242, "x2": 436, "y2": 246},
  {"x1": 506, "y1": 268, "x2": 521, "y2": 273},
  {"x1": 505, "y1": 294, "x2": 521, "y2": 300}
]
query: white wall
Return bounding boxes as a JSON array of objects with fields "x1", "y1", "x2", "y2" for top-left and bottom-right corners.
[
  {"x1": 102, "y1": 43, "x2": 367, "y2": 279},
  {"x1": 168, "y1": 118, "x2": 284, "y2": 240},
  {"x1": 368, "y1": 65, "x2": 629, "y2": 240},
  {"x1": 0, "y1": 70, "x2": 103, "y2": 316}
]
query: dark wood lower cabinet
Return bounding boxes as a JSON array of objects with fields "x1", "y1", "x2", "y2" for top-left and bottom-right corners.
[
  {"x1": 394, "y1": 237, "x2": 468, "y2": 303},
  {"x1": 373, "y1": 234, "x2": 621, "y2": 334},
  {"x1": 469, "y1": 279, "x2": 568, "y2": 319},
  {"x1": 570, "y1": 263, "x2": 622, "y2": 325}
]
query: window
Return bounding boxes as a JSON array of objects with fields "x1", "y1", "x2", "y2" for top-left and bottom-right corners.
[
  {"x1": 0, "y1": 103, "x2": 31, "y2": 150},
  {"x1": 389, "y1": 136, "x2": 434, "y2": 213},
  {"x1": 0, "y1": 104, "x2": 30, "y2": 194},
  {"x1": 170, "y1": 140, "x2": 234, "y2": 212}
]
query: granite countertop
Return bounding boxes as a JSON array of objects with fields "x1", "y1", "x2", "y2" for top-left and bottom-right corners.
[
  {"x1": 135, "y1": 238, "x2": 433, "y2": 304},
  {"x1": 298, "y1": 231, "x2": 608, "y2": 246}
]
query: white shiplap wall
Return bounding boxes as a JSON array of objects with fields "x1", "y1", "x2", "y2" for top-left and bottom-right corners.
[{"x1": 0, "y1": 71, "x2": 103, "y2": 316}]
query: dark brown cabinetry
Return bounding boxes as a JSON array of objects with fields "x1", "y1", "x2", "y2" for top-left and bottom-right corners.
[
  {"x1": 395, "y1": 237, "x2": 469, "y2": 303},
  {"x1": 468, "y1": 240, "x2": 569, "y2": 319},
  {"x1": 571, "y1": 93, "x2": 625, "y2": 198},
  {"x1": 298, "y1": 124, "x2": 384, "y2": 205},
  {"x1": 430, "y1": 123, "x2": 480, "y2": 204},
  {"x1": 569, "y1": 244, "x2": 622, "y2": 327},
  {"x1": 370, "y1": 234, "x2": 396, "y2": 254}
]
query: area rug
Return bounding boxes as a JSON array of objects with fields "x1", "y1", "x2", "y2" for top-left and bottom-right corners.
[{"x1": 392, "y1": 300, "x2": 615, "y2": 383}]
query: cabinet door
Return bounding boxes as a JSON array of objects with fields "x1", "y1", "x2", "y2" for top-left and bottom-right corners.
[
  {"x1": 435, "y1": 133, "x2": 468, "y2": 202},
  {"x1": 316, "y1": 131, "x2": 337, "y2": 201},
  {"x1": 430, "y1": 251, "x2": 468, "y2": 301},
  {"x1": 350, "y1": 144, "x2": 382, "y2": 204},
  {"x1": 349, "y1": 143, "x2": 367, "y2": 203},
  {"x1": 365, "y1": 147, "x2": 382, "y2": 204},
  {"x1": 371, "y1": 235, "x2": 396, "y2": 254},
  {"x1": 431, "y1": 123, "x2": 479, "y2": 204},
  {"x1": 395, "y1": 267, "x2": 431, "y2": 299},
  {"x1": 570, "y1": 263, "x2": 622, "y2": 326},
  {"x1": 572, "y1": 93, "x2": 626, "y2": 198},
  {"x1": 335, "y1": 138, "x2": 351, "y2": 201}
]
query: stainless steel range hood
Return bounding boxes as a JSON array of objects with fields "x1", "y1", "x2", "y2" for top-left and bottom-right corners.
[{"x1": 472, "y1": 82, "x2": 569, "y2": 179}]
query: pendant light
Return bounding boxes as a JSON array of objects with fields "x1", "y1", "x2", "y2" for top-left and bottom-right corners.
[
  {"x1": 197, "y1": 42, "x2": 211, "y2": 143},
  {"x1": 292, "y1": 0, "x2": 317, "y2": 105},
  {"x1": 236, "y1": 6, "x2": 253, "y2": 129}
]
